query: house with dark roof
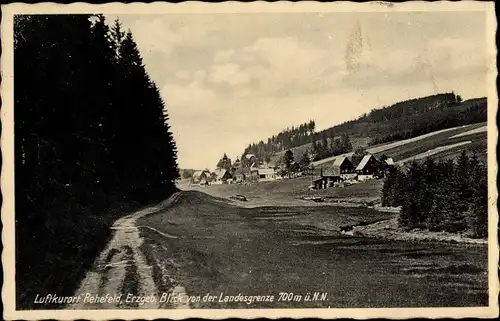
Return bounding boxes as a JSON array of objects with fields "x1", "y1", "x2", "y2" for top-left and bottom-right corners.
[
  {"x1": 321, "y1": 166, "x2": 342, "y2": 186},
  {"x1": 333, "y1": 156, "x2": 356, "y2": 180},
  {"x1": 355, "y1": 154, "x2": 379, "y2": 181},
  {"x1": 213, "y1": 169, "x2": 232, "y2": 184},
  {"x1": 318, "y1": 156, "x2": 357, "y2": 188}
]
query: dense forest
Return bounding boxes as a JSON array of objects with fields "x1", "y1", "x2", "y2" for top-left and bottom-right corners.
[
  {"x1": 241, "y1": 92, "x2": 486, "y2": 164},
  {"x1": 368, "y1": 97, "x2": 487, "y2": 145},
  {"x1": 242, "y1": 120, "x2": 316, "y2": 163},
  {"x1": 242, "y1": 120, "x2": 354, "y2": 164},
  {"x1": 14, "y1": 15, "x2": 179, "y2": 308},
  {"x1": 381, "y1": 151, "x2": 487, "y2": 238}
]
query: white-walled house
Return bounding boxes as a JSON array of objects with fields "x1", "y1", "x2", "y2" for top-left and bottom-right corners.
[{"x1": 257, "y1": 168, "x2": 276, "y2": 182}]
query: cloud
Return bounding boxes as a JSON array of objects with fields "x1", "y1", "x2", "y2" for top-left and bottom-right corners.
[
  {"x1": 209, "y1": 63, "x2": 252, "y2": 86},
  {"x1": 125, "y1": 18, "x2": 182, "y2": 55},
  {"x1": 213, "y1": 49, "x2": 235, "y2": 63},
  {"x1": 175, "y1": 70, "x2": 190, "y2": 80},
  {"x1": 340, "y1": 36, "x2": 487, "y2": 90},
  {"x1": 162, "y1": 79, "x2": 216, "y2": 112},
  {"x1": 206, "y1": 37, "x2": 335, "y2": 96}
]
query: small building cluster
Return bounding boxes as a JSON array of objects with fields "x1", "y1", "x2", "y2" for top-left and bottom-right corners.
[
  {"x1": 312, "y1": 154, "x2": 393, "y2": 190},
  {"x1": 235, "y1": 161, "x2": 278, "y2": 183},
  {"x1": 190, "y1": 154, "x2": 279, "y2": 185}
]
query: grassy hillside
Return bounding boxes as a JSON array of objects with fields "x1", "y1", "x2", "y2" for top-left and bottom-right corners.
[
  {"x1": 313, "y1": 122, "x2": 487, "y2": 169},
  {"x1": 244, "y1": 93, "x2": 486, "y2": 166}
]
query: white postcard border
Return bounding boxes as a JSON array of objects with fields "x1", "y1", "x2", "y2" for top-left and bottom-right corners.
[{"x1": 1, "y1": 1, "x2": 498, "y2": 320}]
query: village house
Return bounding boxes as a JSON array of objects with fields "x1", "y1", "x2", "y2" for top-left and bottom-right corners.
[
  {"x1": 355, "y1": 154, "x2": 379, "y2": 181},
  {"x1": 333, "y1": 156, "x2": 357, "y2": 180},
  {"x1": 320, "y1": 167, "x2": 342, "y2": 187},
  {"x1": 257, "y1": 168, "x2": 276, "y2": 182},
  {"x1": 191, "y1": 169, "x2": 212, "y2": 185},
  {"x1": 213, "y1": 169, "x2": 232, "y2": 184},
  {"x1": 315, "y1": 156, "x2": 356, "y2": 189}
]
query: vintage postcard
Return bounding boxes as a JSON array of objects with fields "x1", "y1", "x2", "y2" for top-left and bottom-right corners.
[{"x1": 1, "y1": 1, "x2": 498, "y2": 320}]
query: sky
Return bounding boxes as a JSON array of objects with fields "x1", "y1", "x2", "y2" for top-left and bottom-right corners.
[{"x1": 108, "y1": 11, "x2": 489, "y2": 170}]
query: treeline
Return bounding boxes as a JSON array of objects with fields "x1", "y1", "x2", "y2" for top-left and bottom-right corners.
[
  {"x1": 310, "y1": 132, "x2": 353, "y2": 160},
  {"x1": 323, "y1": 92, "x2": 463, "y2": 138},
  {"x1": 15, "y1": 15, "x2": 179, "y2": 308},
  {"x1": 242, "y1": 120, "x2": 316, "y2": 162},
  {"x1": 369, "y1": 98, "x2": 487, "y2": 145},
  {"x1": 364, "y1": 92, "x2": 460, "y2": 123},
  {"x1": 382, "y1": 151, "x2": 487, "y2": 238},
  {"x1": 242, "y1": 121, "x2": 355, "y2": 164}
]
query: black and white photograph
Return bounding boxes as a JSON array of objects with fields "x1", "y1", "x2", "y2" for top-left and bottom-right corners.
[{"x1": 1, "y1": 1, "x2": 498, "y2": 320}]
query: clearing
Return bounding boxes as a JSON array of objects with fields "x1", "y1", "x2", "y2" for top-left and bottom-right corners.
[{"x1": 181, "y1": 177, "x2": 383, "y2": 207}]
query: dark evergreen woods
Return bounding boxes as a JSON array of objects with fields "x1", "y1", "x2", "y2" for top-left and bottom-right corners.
[
  {"x1": 243, "y1": 120, "x2": 316, "y2": 162},
  {"x1": 14, "y1": 15, "x2": 179, "y2": 308},
  {"x1": 243, "y1": 120, "x2": 355, "y2": 164},
  {"x1": 381, "y1": 151, "x2": 488, "y2": 238}
]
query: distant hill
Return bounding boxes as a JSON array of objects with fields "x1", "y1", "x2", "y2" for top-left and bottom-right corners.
[{"x1": 241, "y1": 92, "x2": 487, "y2": 165}]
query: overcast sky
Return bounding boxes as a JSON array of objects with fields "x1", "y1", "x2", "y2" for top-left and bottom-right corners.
[{"x1": 109, "y1": 12, "x2": 488, "y2": 170}]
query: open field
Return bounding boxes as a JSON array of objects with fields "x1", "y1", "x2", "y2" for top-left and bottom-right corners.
[
  {"x1": 138, "y1": 191, "x2": 488, "y2": 308},
  {"x1": 180, "y1": 177, "x2": 384, "y2": 207},
  {"x1": 396, "y1": 141, "x2": 472, "y2": 164},
  {"x1": 449, "y1": 125, "x2": 487, "y2": 139}
]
